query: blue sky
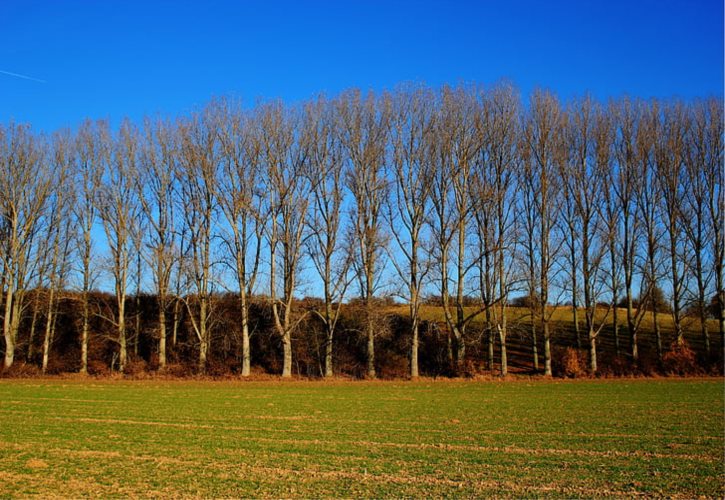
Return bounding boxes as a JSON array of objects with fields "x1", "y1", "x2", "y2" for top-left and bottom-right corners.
[{"x1": 1, "y1": 0, "x2": 722, "y2": 132}]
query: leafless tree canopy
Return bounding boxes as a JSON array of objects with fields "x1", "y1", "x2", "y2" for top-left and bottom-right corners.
[{"x1": 0, "y1": 84, "x2": 722, "y2": 377}]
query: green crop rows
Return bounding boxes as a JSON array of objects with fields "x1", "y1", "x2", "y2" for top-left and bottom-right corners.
[{"x1": 0, "y1": 378, "x2": 721, "y2": 498}]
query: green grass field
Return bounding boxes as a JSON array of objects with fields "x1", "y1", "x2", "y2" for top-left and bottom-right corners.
[{"x1": 0, "y1": 378, "x2": 722, "y2": 498}]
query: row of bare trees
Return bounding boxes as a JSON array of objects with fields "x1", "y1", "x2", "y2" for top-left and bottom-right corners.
[{"x1": 0, "y1": 83, "x2": 722, "y2": 377}]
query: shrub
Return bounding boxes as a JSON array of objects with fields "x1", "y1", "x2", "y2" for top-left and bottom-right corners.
[
  {"x1": 459, "y1": 359, "x2": 482, "y2": 378},
  {"x1": 662, "y1": 340, "x2": 701, "y2": 375},
  {"x1": 44, "y1": 354, "x2": 76, "y2": 375},
  {"x1": 552, "y1": 347, "x2": 588, "y2": 378},
  {"x1": 636, "y1": 351, "x2": 661, "y2": 377},
  {"x1": 87, "y1": 359, "x2": 110, "y2": 376},
  {"x1": 378, "y1": 353, "x2": 410, "y2": 379},
  {"x1": 162, "y1": 362, "x2": 194, "y2": 378},
  {"x1": 0, "y1": 362, "x2": 42, "y2": 378},
  {"x1": 598, "y1": 354, "x2": 633, "y2": 377},
  {"x1": 123, "y1": 357, "x2": 148, "y2": 377},
  {"x1": 205, "y1": 357, "x2": 237, "y2": 378}
]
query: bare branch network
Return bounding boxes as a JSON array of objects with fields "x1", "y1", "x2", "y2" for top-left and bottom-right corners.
[{"x1": 0, "y1": 83, "x2": 722, "y2": 378}]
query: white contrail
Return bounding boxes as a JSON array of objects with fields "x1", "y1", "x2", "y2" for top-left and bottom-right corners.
[{"x1": 0, "y1": 69, "x2": 46, "y2": 83}]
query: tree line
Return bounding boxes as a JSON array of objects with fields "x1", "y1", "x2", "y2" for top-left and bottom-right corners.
[{"x1": 0, "y1": 83, "x2": 722, "y2": 378}]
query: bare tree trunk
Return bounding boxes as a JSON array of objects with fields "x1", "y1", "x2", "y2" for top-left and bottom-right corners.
[
  {"x1": 325, "y1": 316, "x2": 334, "y2": 378},
  {"x1": 158, "y1": 306, "x2": 166, "y2": 369},
  {"x1": 573, "y1": 301, "x2": 580, "y2": 348},
  {"x1": 26, "y1": 297, "x2": 39, "y2": 362},
  {"x1": 610, "y1": 238, "x2": 620, "y2": 356},
  {"x1": 80, "y1": 291, "x2": 89, "y2": 374},
  {"x1": 589, "y1": 330, "x2": 597, "y2": 374},
  {"x1": 3, "y1": 276, "x2": 23, "y2": 369},
  {"x1": 623, "y1": 205, "x2": 638, "y2": 362},
  {"x1": 569, "y1": 237, "x2": 581, "y2": 349},
  {"x1": 627, "y1": 294, "x2": 637, "y2": 361},
  {"x1": 486, "y1": 307, "x2": 494, "y2": 371},
  {"x1": 531, "y1": 321, "x2": 539, "y2": 371},
  {"x1": 3, "y1": 288, "x2": 15, "y2": 369},
  {"x1": 653, "y1": 305, "x2": 662, "y2": 362},
  {"x1": 172, "y1": 298, "x2": 180, "y2": 348},
  {"x1": 498, "y1": 311, "x2": 508, "y2": 377},
  {"x1": 719, "y1": 277, "x2": 725, "y2": 352},
  {"x1": 134, "y1": 305, "x2": 140, "y2": 357},
  {"x1": 366, "y1": 294, "x2": 376, "y2": 379},
  {"x1": 647, "y1": 239, "x2": 663, "y2": 363},
  {"x1": 612, "y1": 299, "x2": 620, "y2": 356},
  {"x1": 543, "y1": 325, "x2": 551, "y2": 376},
  {"x1": 456, "y1": 216, "x2": 467, "y2": 369},
  {"x1": 119, "y1": 299, "x2": 127, "y2": 372},
  {"x1": 41, "y1": 288, "x2": 56, "y2": 374},
  {"x1": 282, "y1": 332, "x2": 292, "y2": 377},
  {"x1": 488, "y1": 327, "x2": 494, "y2": 373},
  {"x1": 668, "y1": 241, "x2": 684, "y2": 347},
  {"x1": 542, "y1": 218, "x2": 552, "y2": 377},
  {"x1": 690, "y1": 217, "x2": 710, "y2": 356},
  {"x1": 410, "y1": 312, "x2": 419, "y2": 379},
  {"x1": 199, "y1": 337, "x2": 208, "y2": 371},
  {"x1": 198, "y1": 299, "x2": 208, "y2": 372},
  {"x1": 241, "y1": 297, "x2": 251, "y2": 377}
]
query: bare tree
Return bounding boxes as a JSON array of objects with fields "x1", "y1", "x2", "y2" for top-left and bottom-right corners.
[
  {"x1": 558, "y1": 137, "x2": 582, "y2": 349},
  {"x1": 682, "y1": 101, "x2": 715, "y2": 356},
  {"x1": 0, "y1": 123, "x2": 53, "y2": 369},
  {"x1": 600, "y1": 112, "x2": 623, "y2": 357},
  {"x1": 471, "y1": 83, "x2": 521, "y2": 376},
  {"x1": 138, "y1": 117, "x2": 179, "y2": 369},
  {"x1": 169, "y1": 224, "x2": 190, "y2": 350},
  {"x1": 635, "y1": 103, "x2": 666, "y2": 361},
  {"x1": 611, "y1": 99, "x2": 650, "y2": 363},
  {"x1": 698, "y1": 99, "x2": 724, "y2": 348},
  {"x1": 518, "y1": 140, "x2": 541, "y2": 371},
  {"x1": 387, "y1": 85, "x2": 436, "y2": 378},
  {"x1": 217, "y1": 99, "x2": 265, "y2": 377},
  {"x1": 655, "y1": 102, "x2": 689, "y2": 346},
  {"x1": 563, "y1": 97, "x2": 615, "y2": 373},
  {"x1": 41, "y1": 131, "x2": 75, "y2": 373},
  {"x1": 0, "y1": 87, "x2": 721, "y2": 378},
  {"x1": 261, "y1": 101, "x2": 310, "y2": 378},
  {"x1": 73, "y1": 120, "x2": 104, "y2": 373},
  {"x1": 130, "y1": 222, "x2": 145, "y2": 358},
  {"x1": 177, "y1": 105, "x2": 220, "y2": 372},
  {"x1": 304, "y1": 96, "x2": 351, "y2": 378},
  {"x1": 338, "y1": 90, "x2": 390, "y2": 379},
  {"x1": 430, "y1": 85, "x2": 483, "y2": 373},
  {"x1": 522, "y1": 90, "x2": 565, "y2": 376},
  {"x1": 97, "y1": 119, "x2": 140, "y2": 372}
]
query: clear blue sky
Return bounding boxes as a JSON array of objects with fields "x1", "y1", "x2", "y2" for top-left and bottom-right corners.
[{"x1": 1, "y1": 0, "x2": 722, "y2": 132}]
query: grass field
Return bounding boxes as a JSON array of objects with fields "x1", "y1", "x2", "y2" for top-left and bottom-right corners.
[{"x1": 0, "y1": 378, "x2": 722, "y2": 498}]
